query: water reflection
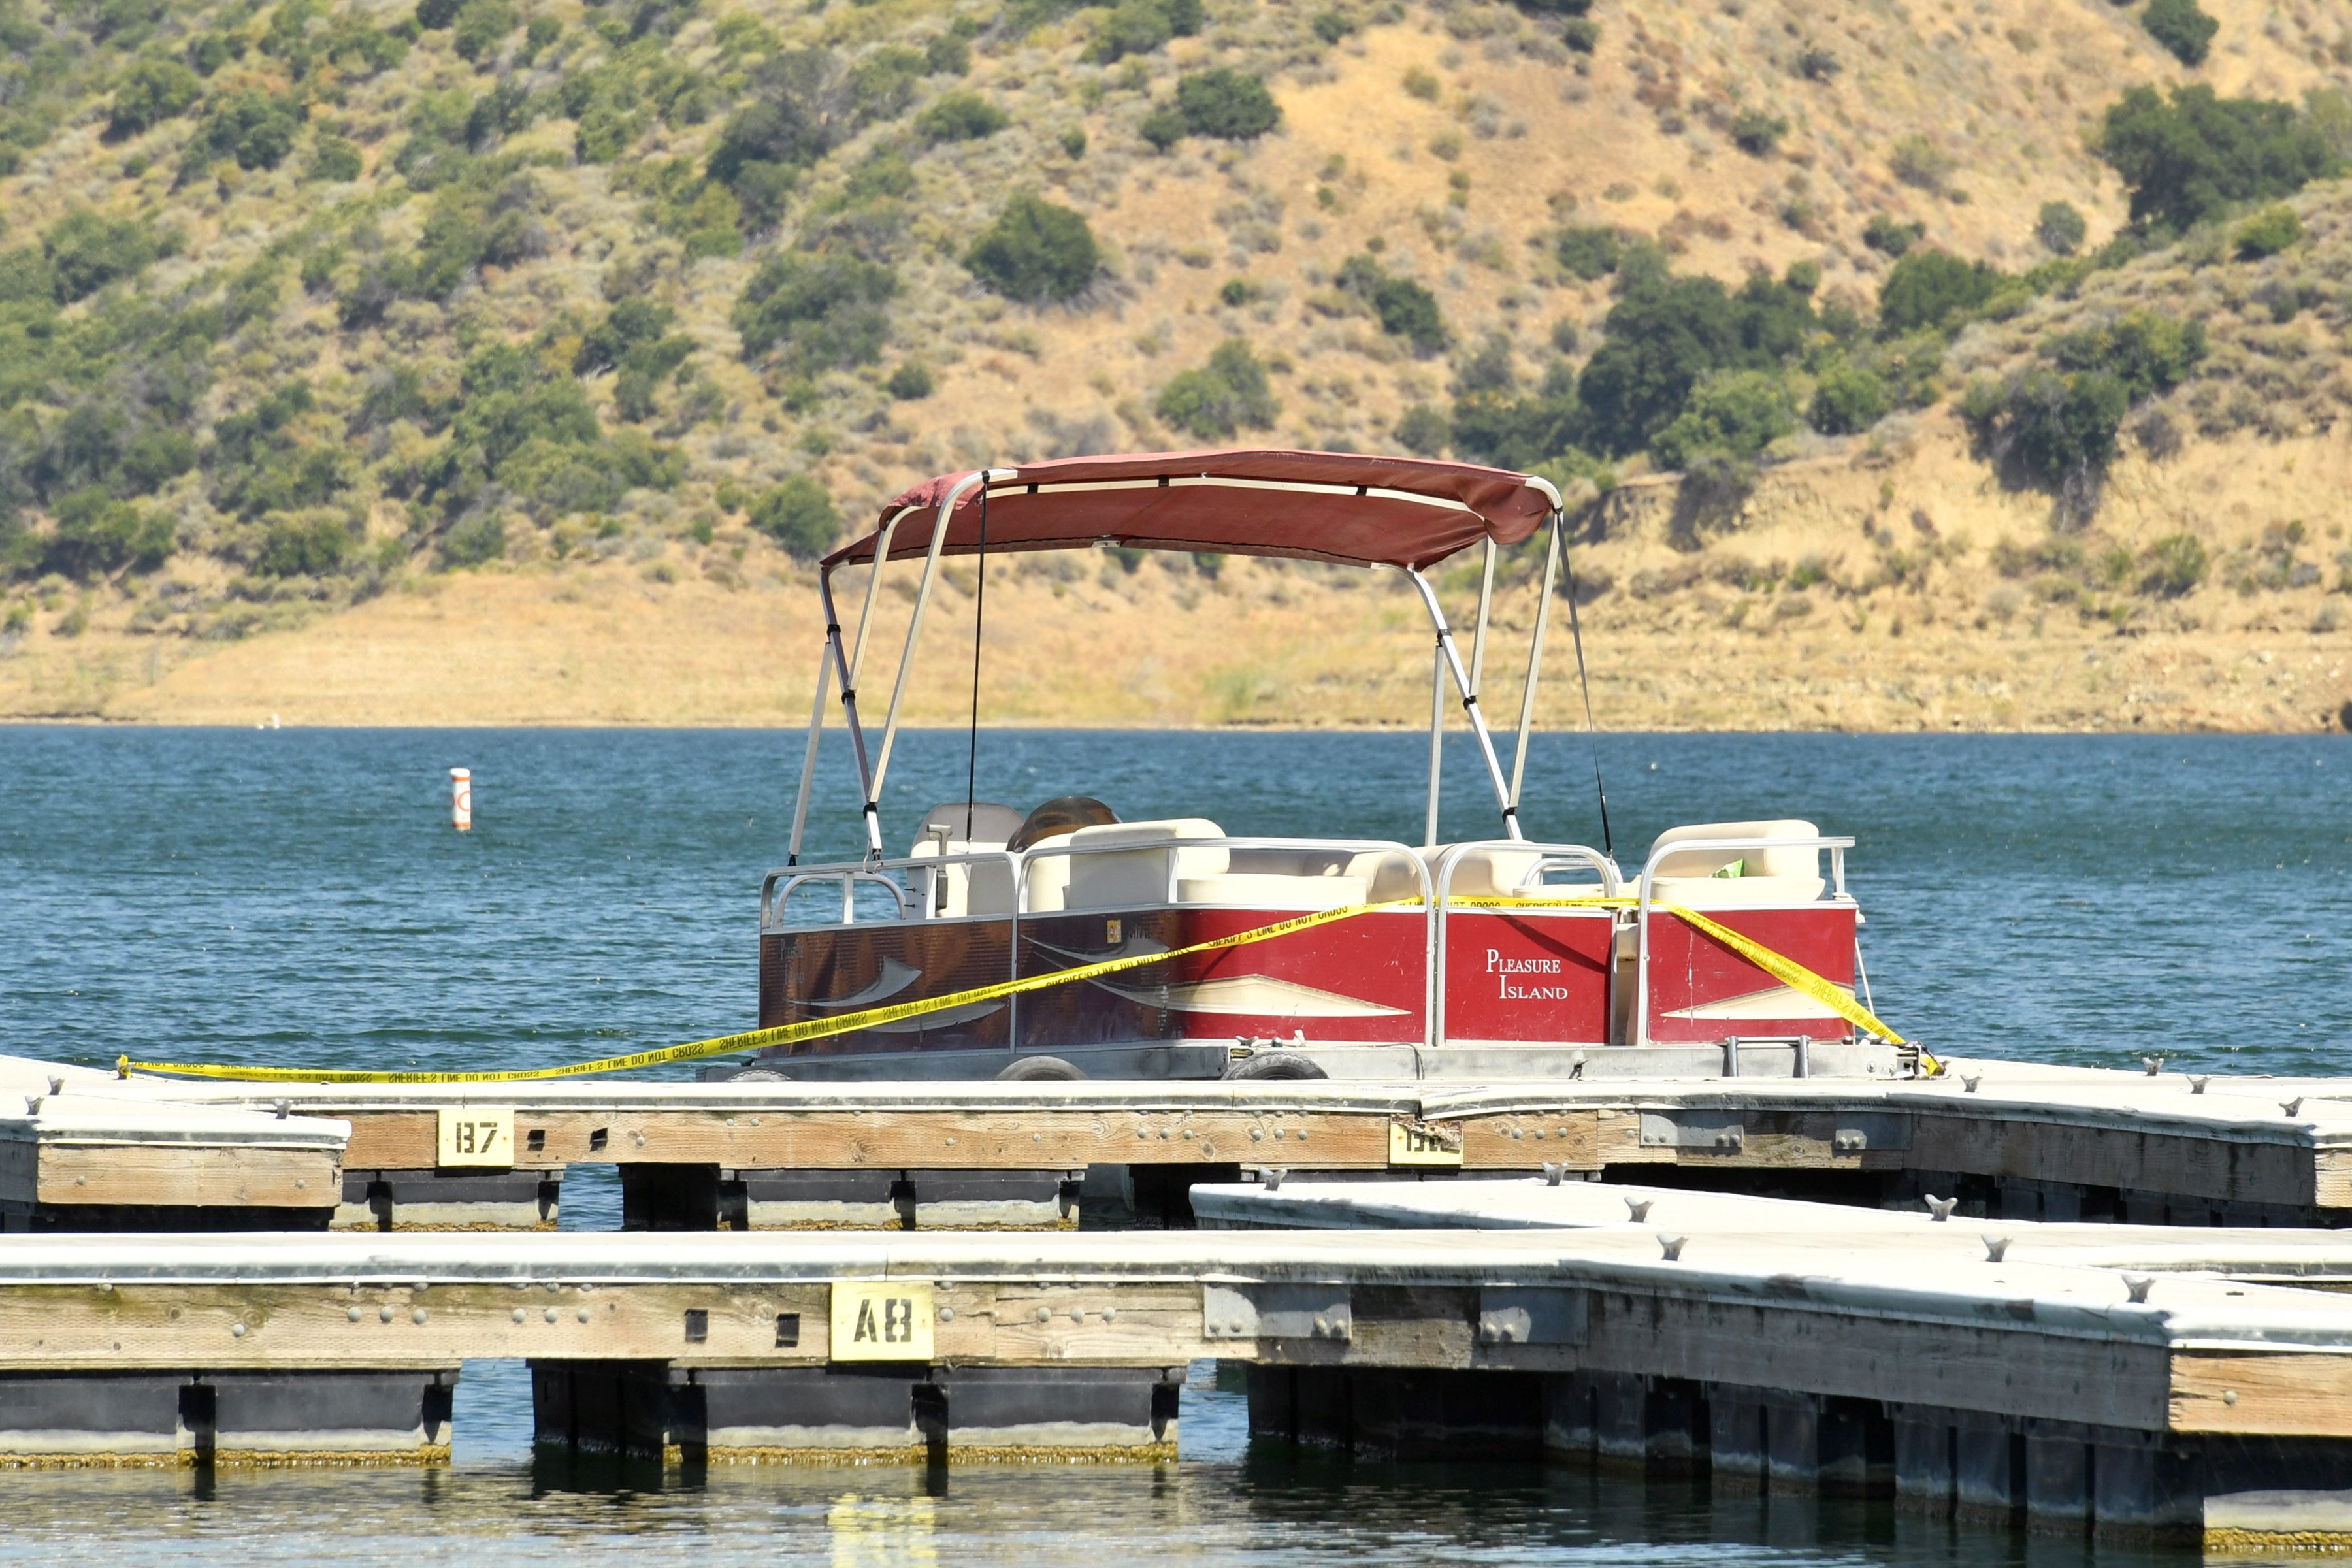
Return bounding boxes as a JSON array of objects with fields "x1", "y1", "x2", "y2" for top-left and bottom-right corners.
[{"x1": 0, "y1": 1384, "x2": 2192, "y2": 1567}]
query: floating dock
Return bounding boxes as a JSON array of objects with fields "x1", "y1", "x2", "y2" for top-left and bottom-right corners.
[
  {"x1": 13, "y1": 1051, "x2": 2352, "y2": 1543},
  {"x1": 0, "y1": 1184, "x2": 2348, "y2": 1547},
  {"x1": 18, "y1": 1054, "x2": 2352, "y2": 1230}
]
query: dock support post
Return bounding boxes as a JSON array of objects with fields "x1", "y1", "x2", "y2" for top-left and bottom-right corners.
[
  {"x1": 1892, "y1": 1407, "x2": 1959, "y2": 1518},
  {"x1": 2090, "y1": 1434, "x2": 2200, "y2": 1543},
  {"x1": 2025, "y1": 1428, "x2": 2092, "y2": 1534},
  {"x1": 1954, "y1": 1414, "x2": 2027, "y2": 1527}
]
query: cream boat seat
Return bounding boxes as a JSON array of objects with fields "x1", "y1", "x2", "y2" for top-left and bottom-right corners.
[
  {"x1": 906, "y1": 801, "x2": 1024, "y2": 917},
  {"x1": 1645, "y1": 819, "x2": 1827, "y2": 908},
  {"x1": 1024, "y1": 819, "x2": 1371, "y2": 913}
]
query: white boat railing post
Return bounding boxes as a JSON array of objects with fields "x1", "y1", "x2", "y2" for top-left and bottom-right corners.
[
  {"x1": 866, "y1": 468, "x2": 1013, "y2": 862},
  {"x1": 785, "y1": 639, "x2": 832, "y2": 867},
  {"x1": 1406, "y1": 568, "x2": 1524, "y2": 842}
]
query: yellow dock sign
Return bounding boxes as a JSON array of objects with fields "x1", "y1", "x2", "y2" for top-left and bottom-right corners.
[{"x1": 436, "y1": 1106, "x2": 515, "y2": 1168}]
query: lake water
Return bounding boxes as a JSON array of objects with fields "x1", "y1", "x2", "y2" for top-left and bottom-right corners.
[{"x1": 0, "y1": 725, "x2": 2344, "y2": 1563}]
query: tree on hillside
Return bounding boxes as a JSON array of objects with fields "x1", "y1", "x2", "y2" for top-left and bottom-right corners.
[
  {"x1": 1575, "y1": 270, "x2": 1814, "y2": 455},
  {"x1": 964, "y1": 193, "x2": 1099, "y2": 303},
  {"x1": 2141, "y1": 0, "x2": 2217, "y2": 67},
  {"x1": 1876, "y1": 248, "x2": 2004, "y2": 336},
  {"x1": 2099, "y1": 85, "x2": 2340, "y2": 233}
]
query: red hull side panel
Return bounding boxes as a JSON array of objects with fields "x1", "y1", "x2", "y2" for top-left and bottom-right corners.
[
  {"x1": 759, "y1": 905, "x2": 1434, "y2": 1056},
  {"x1": 1017, "y1": 907, "x2": 1429, "y2": 1048},
  {"x1": 1439, "y1": 911, "x2": 1613, "y2": 1045},
  {"x1": 1642, "y1": 905, "x2": 1858, "y2": 1044}
]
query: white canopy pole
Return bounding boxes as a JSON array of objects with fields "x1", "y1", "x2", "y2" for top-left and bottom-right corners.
[
  {"x1": 1509, "y1": 510, "x2": 1564, "y2": 809},
  {"x1": 1406, "y1": 567, "x2": 1522, "y2": 841},
  {"x1": 817, "y1": 567, "x2": 875, "y2": 818},
  {"x1": 785, "y1": 637, "x2": 832, "y2": 867},
  {"x1": 1467, "y1": 537, "x2": 1497, "y2": 698},
  {"x1": 1424, "y1": 645, "x2": 1445, "y2": 848},
  {"x1": 865, "y1": 469, "x2": 1014, "y2": 860}
]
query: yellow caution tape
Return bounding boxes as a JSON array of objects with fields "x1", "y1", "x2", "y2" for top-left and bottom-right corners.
[
  {"x1": 116, "y1": 898, "x2": 1428, "y2": 1085},
  {"x1": 116, "y1": 889, "x2": 1898, "y2": 1085},
  {"x1": 1448, "y1": 894, "x2": 1906, "y2": 1045}
]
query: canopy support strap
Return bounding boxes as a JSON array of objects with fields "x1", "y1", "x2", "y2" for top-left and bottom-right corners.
[{"x1": 1406, "y1": 568, "x2": 1523, "y2": 841}]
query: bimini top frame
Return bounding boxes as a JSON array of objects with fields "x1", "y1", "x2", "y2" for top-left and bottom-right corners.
[{"x1": 787, "y1": 449, "x2": 1574, "y2": 865}]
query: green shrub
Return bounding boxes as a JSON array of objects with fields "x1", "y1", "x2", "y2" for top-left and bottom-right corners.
[
  {"x1": 1876, "y1": 248, "x2": 2004, "y2": 336},
  {"x1": 1337, "y1": 254, "x2": 1445, "y2": 352},
  {"x1": 2099, "y1": 84, "x2": 2339, "y2": 233},
  {"x1": 1062, "y1": 127, "x2": 1088, "y2": 158},
  {"x1": 1575, "y1": 268, "x2": 1815, "y2": 455},
  {"x1": 1555, "y1": 225, "x2": 1620, "y2": 280},
  {"x1": 1729, "y1": 108, "x2": 1788, "y2": 155},
  {"x1": 436, "y1": 512, "x2": 506, "y2": 568},
  {"x1": 2142, "y1": 0, "x2": 2217, "y2": 66},
  {"x1": 964, "y1": 193, "x2": 1100, "y2": 303},
  {"x1": 847, "y1": 46, "x2": 926, "y2": 123},
  {"x1": 2140, "y1": 532, "x2": 2208, "y2": 596},
  {"x1": 1156, "y1": 338, "x2": 1280, "y2": 440},
  {"x1": 310, "y1": 134, "x2": 363, "y2": 181},
  {"x1": 1093, "y1": 0, "x2": 1171, "y2": 61},
  {"x1": 749, "y1": 474, "x2": 839, "y2": 561},
  {"x1": 45, "y1": 489, "x2": 174, "y2": 578},
  {"x1": 706, "y1": 50, "x2": 851, "y2": 184},
  {"x1": 451, "y1": 0, "x2": 516, "y2": 61},
  {"x1": 1395, "y1": 402, "x2": 1449, "y2": 456},
  {"x1": 1649, "y1": 368, "x2": 1795, "y2": 470},
  {"x1": 1139, "y1": 105, "x2": 1185, "y2": 152},
  {"x1": 1173, "y1": 69, "x2": 1281, "y2": 140},
  {"x1": 416, "y1": 0, "x2": 461, "y2": 27},
  {"x1": 731, "y1": 253, "x2": 896, "y2": 374},
  {"x1": 2234, "y1": 204, "x2": 2304, "y2": 258},
  {"x1": 886, "y1": 361, "x2": 934, "y2": 400},
  {"x1": 1862, "y1": 213, "x2": 1925, "y2": 256},
  {"x1": 180, "y1": 91, "x2": 304, "y2": 178},
  {"x1": 1561, "y1": 18, "x2": 1599, "y2": 52},
  {"x1": 924, "y1": 31, "x2": 971, "y2": 76},
  {"x1": 1311, "y1": 10, "x2": 1355, "y2": 43},
  {"x1": 1970, "y1": 367, "x2": 2130, "y2": 486},
  {"x1": 2035, "y1": 201, "x2": 2086, "y2": 255},
  {"x1": 916, "y1": 91, "x2": 1009, "y2": 142},
  {"x1": 108, "y1": 57, "x2": 201, "y2": 137},
  {"x1": 2038, "y1": 310, "x2": 2204, "y2": 400},
  {"x1": 1808, "y1": 359, "x2": 1890, "y2": 435},
  {"x1": 255, "y1": 514, "x2": 354, "y2": 576},
  {"x1": 1889, "y1": 133, "x2": 1952, "y2": 191},
  {"x1": 43, "y1": 211, "x2": 163, "y2": 303}
]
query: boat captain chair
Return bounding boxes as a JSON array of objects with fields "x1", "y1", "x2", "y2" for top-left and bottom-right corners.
[{"x1": 907, "y1": 801, "x2": 1026, "y2": 917}]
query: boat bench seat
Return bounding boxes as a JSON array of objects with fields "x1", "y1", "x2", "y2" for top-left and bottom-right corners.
[{"x1": 1646, "y1": 819, "x2": 1827, "y2": 907}]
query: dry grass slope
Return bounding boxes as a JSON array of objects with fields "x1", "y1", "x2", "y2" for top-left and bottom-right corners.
[{"x1": 1, "y1": 0, "x2": 2349, "y2": 729}]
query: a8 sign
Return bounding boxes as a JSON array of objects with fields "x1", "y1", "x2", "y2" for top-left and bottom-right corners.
[{"x1": 829, "y1": 1281, "x2": 936, "y2": 1361}]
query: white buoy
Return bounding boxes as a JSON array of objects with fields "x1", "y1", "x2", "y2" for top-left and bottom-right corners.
[{"x1": 450, "y1": 768, "x2": 472, "y2": 832}]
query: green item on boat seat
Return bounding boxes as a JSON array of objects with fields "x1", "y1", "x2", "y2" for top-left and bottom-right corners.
[{"x1": 1710, "y1": 858, "x2": 1745, "y2": 879}]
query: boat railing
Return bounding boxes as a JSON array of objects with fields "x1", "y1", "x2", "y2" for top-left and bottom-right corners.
[
  {"x1": 762, "y1": 851, "x2": 1019, "y2": 930},
  {"x1": 1012, "y1": 834, "x2": 1431, "y2": 914},
  {"x1": 1427, "y1": 840, "x2": 1620, "y2": 1051},
  {"x1": 1630, "y1": 834, "x2": 1855, "y2": 1049}
]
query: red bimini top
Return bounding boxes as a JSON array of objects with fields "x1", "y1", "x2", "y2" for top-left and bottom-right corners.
[{"x1": 824, "y1": 449, "x2": 1558, "y2": 573}]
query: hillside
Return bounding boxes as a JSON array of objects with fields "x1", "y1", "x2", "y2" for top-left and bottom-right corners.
[{"x1": 1, "y1": 0, "x2": 2350, "y2": 730}]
